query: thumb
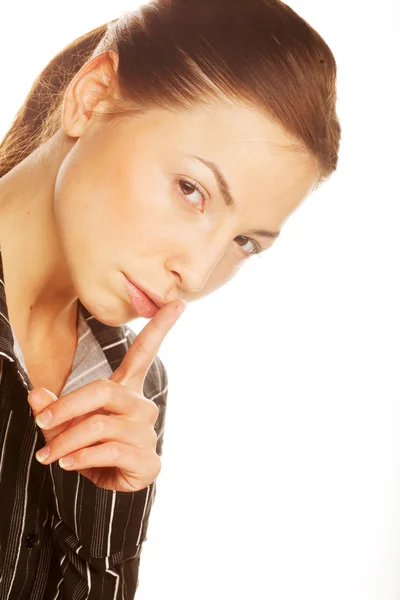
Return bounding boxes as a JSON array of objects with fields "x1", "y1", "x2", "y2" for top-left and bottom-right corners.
[
  {"x1": 27, "y1": 387, "x2": 71, "y2": 445},
  {"x1": 27, "y1": 387, "x2": 58, "y2": 418}
]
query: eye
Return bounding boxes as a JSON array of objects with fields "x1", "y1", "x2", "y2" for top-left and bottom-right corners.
[
  {"x1": 176, "y1": 178, "x2": 263, "y2": 259},
  {"x1": 177, "y1": 179, "x2": 207, "y2": 211},
  {"x1": 235, "y1": 235, "x2": 263, "y2": 258}
]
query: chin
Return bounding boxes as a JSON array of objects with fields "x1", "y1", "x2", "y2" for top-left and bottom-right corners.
[{"x1": 79, "y1": 293, "x2": 137, "y2": 327}]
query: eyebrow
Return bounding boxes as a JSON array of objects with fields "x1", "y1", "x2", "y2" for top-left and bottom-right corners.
[{"x1": 186, "y1": 154, "x2": 281, "y2": 239}]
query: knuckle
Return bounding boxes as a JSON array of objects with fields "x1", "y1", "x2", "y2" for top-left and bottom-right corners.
[
  {"x1": 87, "y1": 414, "x2": 107, "y2": 433},
  {"x1": 134, "y1": 450, "x2": 161, "y2": 483},
  {"x1": 151, "y1": 455, "x2": 162, "y2": 478},
  {"x1": 137, "y1": 426, "x2": 157, "y2": 450},
  {"x1": 150, "y1": 427, "x2": 158, "y2": 447},
  {"x1": 146, "y1": 400, "x2": 159, "y2": 423},
  {"x1": 92, "y1": 378, "x2": 111, "y2": 399},
  {"x1": 110, "y1": 442, "x2": 124, "y2": 461},
  {"x1": 137, "y1": 395, "x2": 159, "y2": 423},
  {"x1": 126, "y1": 388, "x2": 139, "y2": 404}
]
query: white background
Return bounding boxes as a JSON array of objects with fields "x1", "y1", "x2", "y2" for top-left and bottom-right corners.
[{"x1": 1, "y1": 1, "x2": 399, "y2": 598}]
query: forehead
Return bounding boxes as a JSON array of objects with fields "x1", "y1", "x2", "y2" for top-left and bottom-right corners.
[{"x1": 136, "y1": 99, "x2": 319, "y2": 224}]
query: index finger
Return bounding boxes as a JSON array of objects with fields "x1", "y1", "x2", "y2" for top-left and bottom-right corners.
[{"x1": 109, "y1": 299, "x2": 186, "y2": 390}]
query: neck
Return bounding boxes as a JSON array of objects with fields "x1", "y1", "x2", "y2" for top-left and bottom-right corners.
[{"x1": 0, "y1": 130, "x2": 79, "y2": 346}]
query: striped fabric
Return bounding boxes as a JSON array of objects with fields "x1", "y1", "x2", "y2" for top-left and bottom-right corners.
[{"x1": 0, "y1": 249, "x2": 168, "y2": 599}]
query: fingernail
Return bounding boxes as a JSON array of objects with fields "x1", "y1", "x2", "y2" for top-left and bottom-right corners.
[
  {"x1": 36, "y1": 446, "x2": 50, "y2": 462},
  {"x1": 36, "y1": 409, "x2": 52, "y2": 427},
  {"x1": 177, "y1": 299, "x2": 187, "y2": 312},
  {"x1": 42, "y1": 387, "x2": 58, "y2": 402},
  {"x1": 59, "y1": 456, "x2": 74, "y2": 468}
]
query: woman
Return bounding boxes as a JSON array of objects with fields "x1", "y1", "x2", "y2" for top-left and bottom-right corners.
[{"x1": 0, "y1": 0, "x2": 341, "y2": 598}]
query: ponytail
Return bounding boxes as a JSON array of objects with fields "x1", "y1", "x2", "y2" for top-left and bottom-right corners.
[{"x1": 0, "y1": 22, "x2": 112, "y2": 177}]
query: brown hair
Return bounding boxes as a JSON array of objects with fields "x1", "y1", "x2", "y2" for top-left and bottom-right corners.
[{"x1": 0, "y1": 0, "x2": 341, "y2": 187}]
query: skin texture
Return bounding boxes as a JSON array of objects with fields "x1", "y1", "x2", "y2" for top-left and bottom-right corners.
[
  {"x1": 1, "y1": 51, "x2": 320, "y2": 488},
  {"x1": 27, "y1": 300, "x2": 186, "y2": 492},
  {"x1": 0, "y1": 51, "x2": 319, "y2": 350}
]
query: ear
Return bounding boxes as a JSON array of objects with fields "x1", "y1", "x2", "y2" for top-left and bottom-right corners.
[{"x1": 61, "y1": 50, "x2": 119, "y2": 138}]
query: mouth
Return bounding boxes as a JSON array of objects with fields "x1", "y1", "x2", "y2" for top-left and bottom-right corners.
[{"x1": 123, "y1": 274, "x2": 166, "y2": 318}]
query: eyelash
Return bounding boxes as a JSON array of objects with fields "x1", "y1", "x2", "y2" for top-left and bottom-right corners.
[{"x1": 176, "y1": 178, "x2": 263, "y2": 258}]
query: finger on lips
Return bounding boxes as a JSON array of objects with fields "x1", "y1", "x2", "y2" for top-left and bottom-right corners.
[
  {"x1": 31, "y1": 299, "x2": 185, "y2": 477},
  {"x1": 110, "y1": 299, "x2": 185, "y2": 390},
  {"x1": 33, "y1": 300, "x2": 183, "y2": 431}
]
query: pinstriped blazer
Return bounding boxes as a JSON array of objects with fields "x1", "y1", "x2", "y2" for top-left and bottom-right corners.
[{"x1": 0, "y1": 249, "x2": 168, "y2": 599}]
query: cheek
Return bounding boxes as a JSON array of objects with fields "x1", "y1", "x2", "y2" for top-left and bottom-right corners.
[
  {"x1": 54, "y1": 145, "x2": 131, "y2": 243},
  {"x1": 192, "y1": 254, "x2": 245, "y2": 301}
]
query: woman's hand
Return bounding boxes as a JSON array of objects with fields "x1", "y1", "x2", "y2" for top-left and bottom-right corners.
[{"x1": 27, "y1": 300, "x2": 185, "y2": 492}]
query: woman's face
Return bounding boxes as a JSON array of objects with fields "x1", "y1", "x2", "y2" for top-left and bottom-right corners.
[{"x1": 54, "y1": 64, "x2": 319, "y2": 325}]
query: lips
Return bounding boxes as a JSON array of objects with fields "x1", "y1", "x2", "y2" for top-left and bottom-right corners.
[
  {"x1": 124, "y1": 275, "x2": 165, "y2": 318},
  {"x1": 136, "y1": 285, "x2": 166, "y2": 309}
]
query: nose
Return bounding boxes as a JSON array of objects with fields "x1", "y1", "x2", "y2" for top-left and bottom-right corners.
[{"x1": 169, "y1": 231, "x2": 233, "y2": 294}]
